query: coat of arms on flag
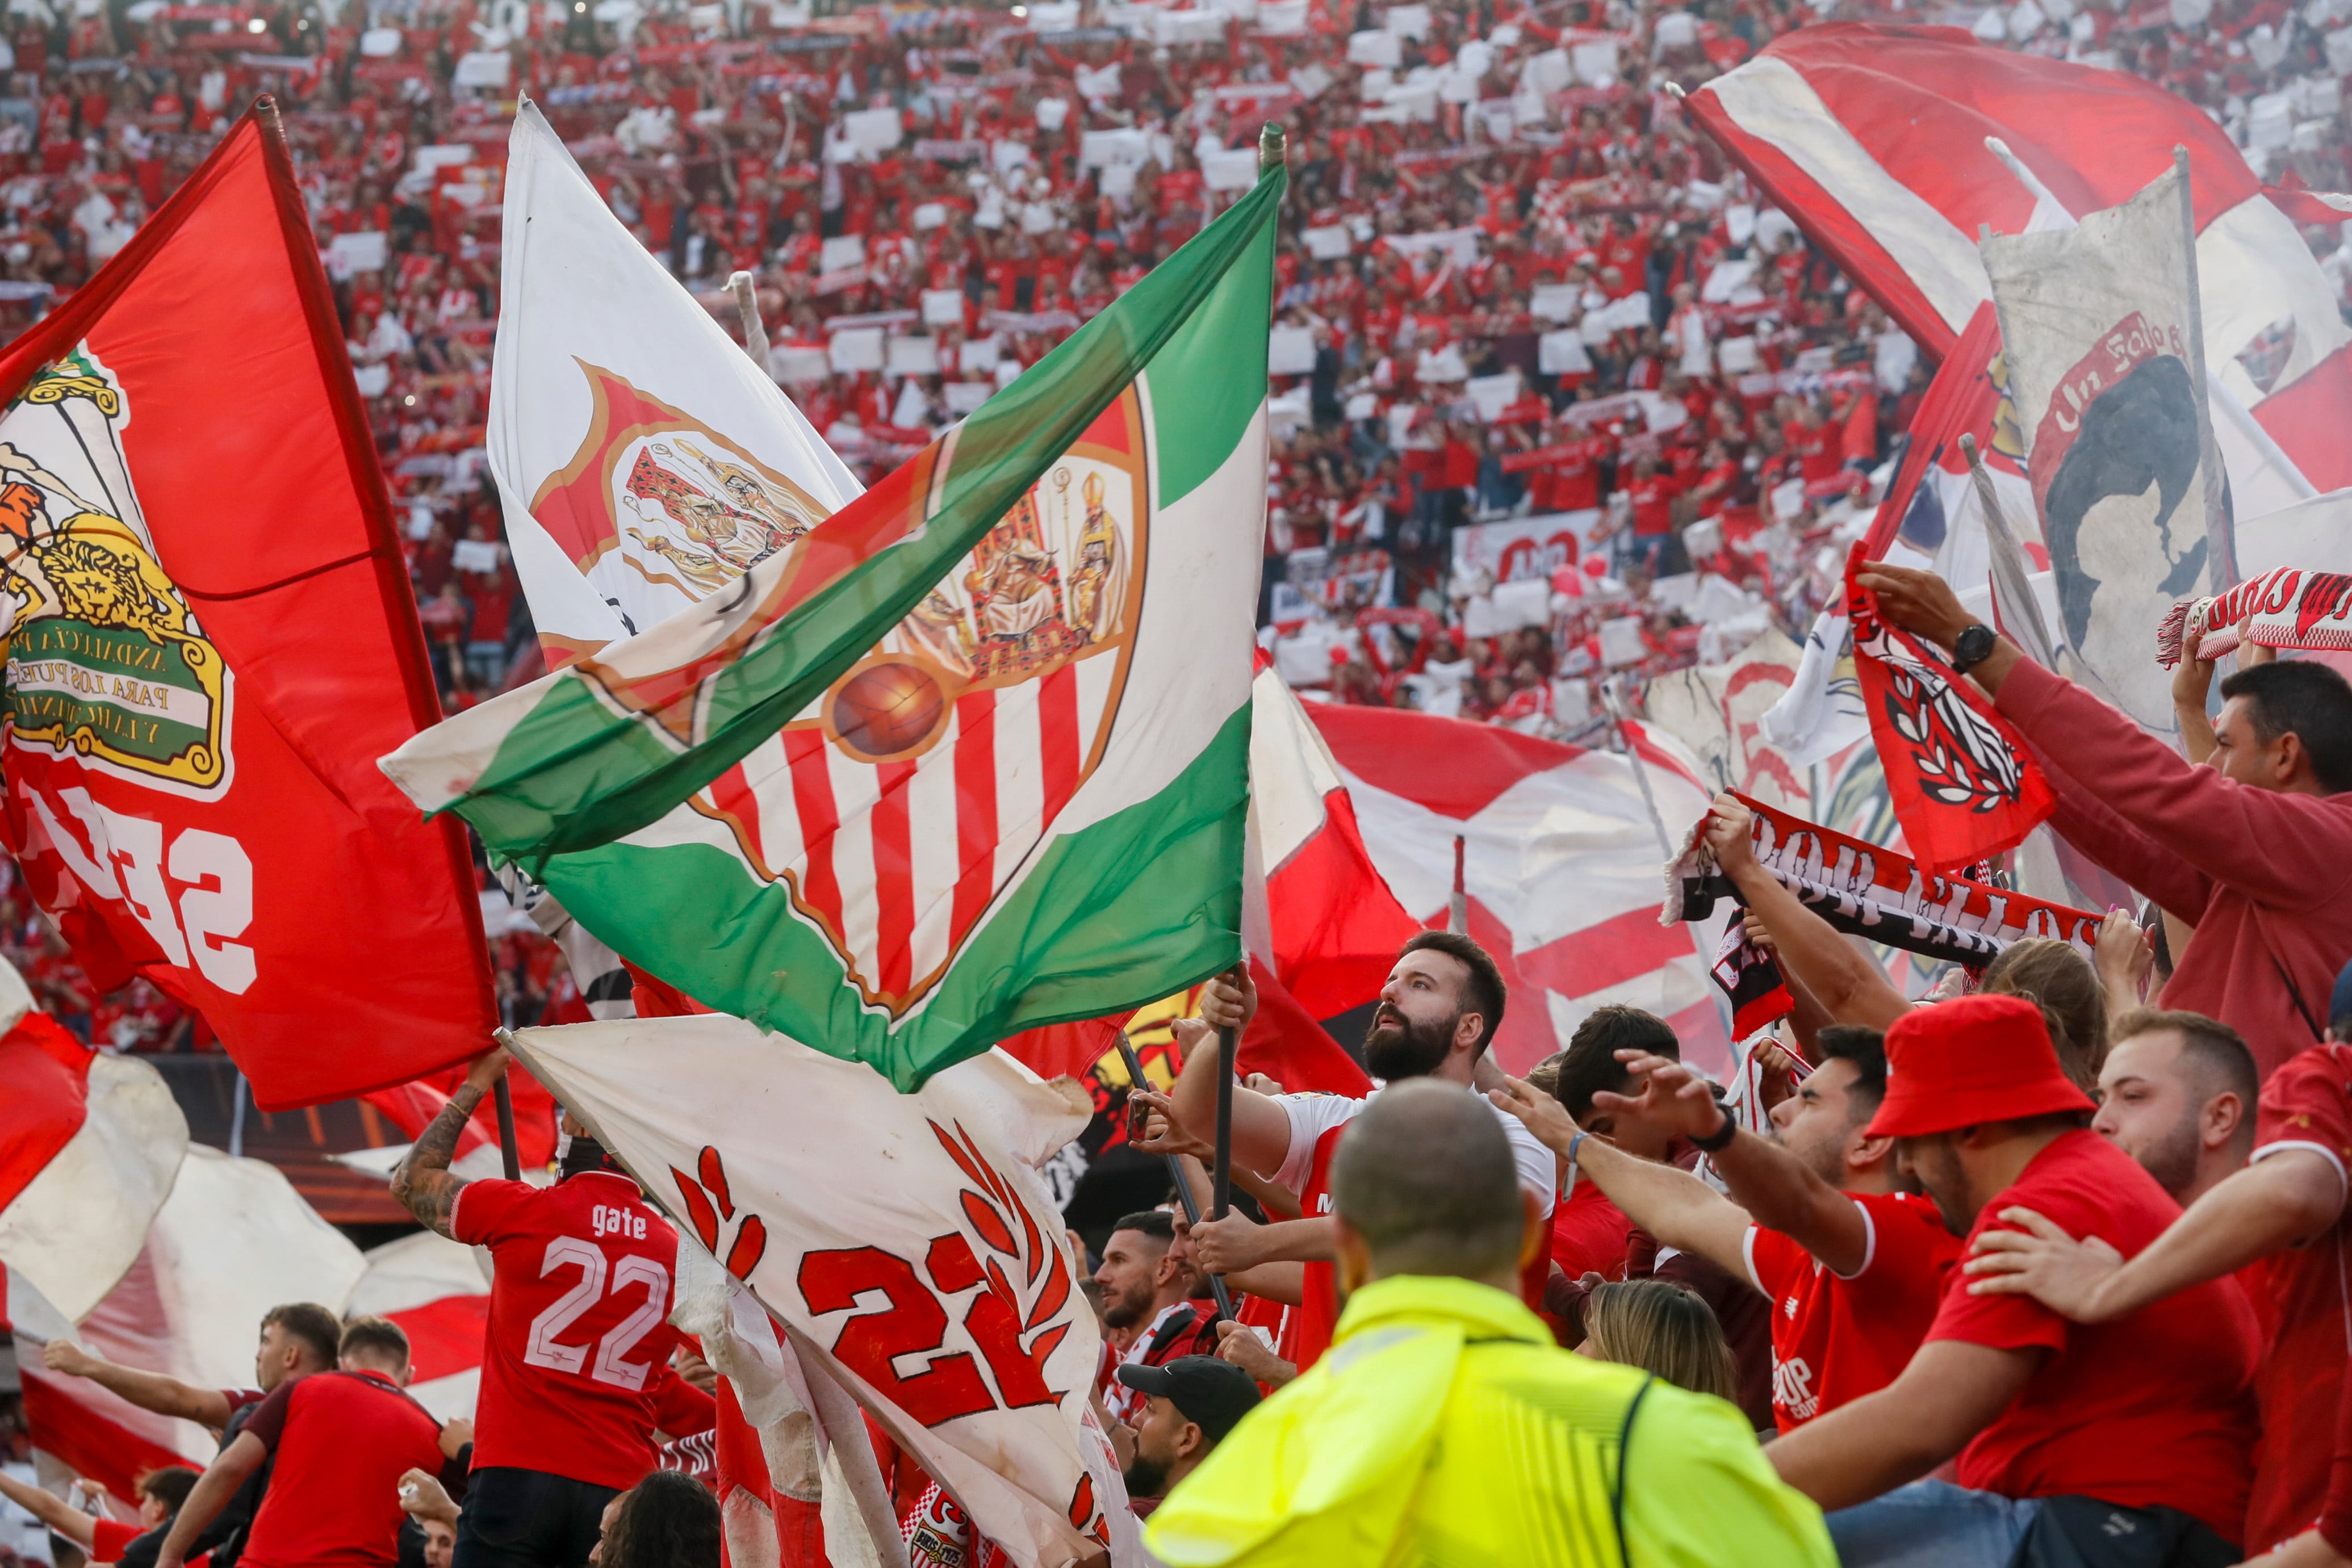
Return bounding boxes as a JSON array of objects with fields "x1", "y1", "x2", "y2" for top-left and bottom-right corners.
[
  {"x1": 0, "y1": 352, "x2": 229, "y2": 795},
  {"x1": 529, "y1": 364, "x2": 834, "y2": 630}
]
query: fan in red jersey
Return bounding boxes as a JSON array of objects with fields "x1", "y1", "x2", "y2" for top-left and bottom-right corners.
[{"x1": 391, "y1": 1047, "x2": 715, "y2": 1568}]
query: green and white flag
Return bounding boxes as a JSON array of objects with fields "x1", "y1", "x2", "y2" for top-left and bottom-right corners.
[{"x1": 383, "y1": 144, "x2": 1283, "y2": 1090}]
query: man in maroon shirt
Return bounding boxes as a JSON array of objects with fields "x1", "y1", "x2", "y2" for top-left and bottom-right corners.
[
  {"x1": 157, "y1": 1318, "x2": 463, "y2": 1568},
  {"x1": 1765, "y1": 995, "x2": 2261, "y2": 1567},
  {"x1": 1859, "y1": 559, "x2": 2352, "y2": 1079}
]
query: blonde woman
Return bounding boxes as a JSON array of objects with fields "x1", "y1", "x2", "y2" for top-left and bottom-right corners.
[{"x1": 1580, "y1": 1278, "x2": 1743, "y2": 1407}]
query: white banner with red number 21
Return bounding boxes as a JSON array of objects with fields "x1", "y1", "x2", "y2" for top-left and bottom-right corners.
[{"x1": 507, "y1": 1012, "x2": 1142, "y2": 1568}]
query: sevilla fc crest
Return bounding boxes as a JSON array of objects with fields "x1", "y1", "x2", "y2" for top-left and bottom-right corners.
[{"x1": 695, "y1": 391, "x2": 1153, "y2": 1019}]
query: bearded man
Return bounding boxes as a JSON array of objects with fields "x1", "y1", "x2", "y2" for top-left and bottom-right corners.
[{"x1": 1148, "y1": 934, "x2": 1557, "y2": 1370}]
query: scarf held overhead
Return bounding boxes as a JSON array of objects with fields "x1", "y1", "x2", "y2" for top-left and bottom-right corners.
[
  {"x1": 1663, "y1": 793, "x2": 2103, "y2": 979},
  {"x1": 2156, "y1": 565, "x2": 2352, "y2": 666}
]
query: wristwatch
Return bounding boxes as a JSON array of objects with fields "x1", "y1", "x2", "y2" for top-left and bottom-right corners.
[{"x1": 1951, "y1": 623, "x2": 1998, "y2": 675}]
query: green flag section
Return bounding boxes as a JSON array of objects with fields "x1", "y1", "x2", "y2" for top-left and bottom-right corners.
[{"x1": 383, "y1": 145, "x2": 1284, "y2": 1090}]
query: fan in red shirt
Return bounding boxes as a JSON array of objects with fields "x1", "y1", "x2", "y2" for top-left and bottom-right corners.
[
  {"x1": 0, "y1": 1464, "x2": 203, "y2": 1567},
  {"x1": 160, "y1": 1318, "x2": 466, "y2": 1568},
  {"x1": 391, "y1": 1047, "x2": 717, "y2": 1568},
  {"x1": 1495, "y1": 1024, "x2": 1959, "y2": 1435},
  {"x1": 1963, "y1": 1017, "x2": 2352, "y2": 1557},
  {"x1": 1765, "y1": 996, "x2": 2261, "y2": 1566}
]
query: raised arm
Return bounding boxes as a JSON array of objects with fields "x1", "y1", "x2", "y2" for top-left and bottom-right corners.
[
  {"x1": 0, "y1": 1470, "x2": 98, "y2": 1551},
  {"x1": 1961, "y1": 1147, "x2": 2343, "y2": 1320},
  {"x1": 157, "y1": 1431, "x2": 267, "y2": 1568},
  {"x1": 1707, "y1": 793, "x2": 1909, "y2": 1032},
  {"x1": 1159, "y1": 995, "x2": 1293, "y2": 1185},
  {"x1": 1597, "y1": 1049, "x2": 1874, "y2": 1274},
  {"x1": 1860, "y1": 561, "x2": 2345, "y2": 908},
  {"x1": 390, "y1": 1045, "x2": 508, "y2": 1239},
  {"x1": 41, "y1": 1340, "x2": 232, "y2": 1431},
  {"x1": 1488, "y1": 1076, "x2": 1751, "y2": 1281}
]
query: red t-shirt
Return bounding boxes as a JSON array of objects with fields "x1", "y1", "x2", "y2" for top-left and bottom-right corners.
[
  {"x1": 239, "y1": 1371, "x2": 449, "y2": 1568},
  {"x1": 2246, "y1": 1042, "x2": 2352, "y2": 1553},
  {"x1": 451, "y1": 1171, "x2": 689, "y2": 1490},
  {"x1": 1627, "y1": 476, "x2": 1676, "y2": 538},
  {"x1": 1927, "y1": 1130, "x2": 2261, "y2": 1541},
  {"x1": 1275, "y1": 1089, "x2": 1558, "y2": 1369},
  {"x1": 1743, "y1": 1190, "x2": 1958, "y2": 1432},
  {"x1": 1550, "y1": 1176, "x2": 1634, "y2": 1280},
  {"x1": 90, "y1": 1520, "x2": 206, "y2": 1568}
]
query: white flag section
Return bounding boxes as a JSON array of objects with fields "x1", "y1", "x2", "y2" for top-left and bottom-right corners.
[
  {"x1": 7, "y1": 1147, "x2": 365, "y2": 1503},
  {"x1": 346, "y1": 1230, "x2": 492, "y2": 1422},
  {"x1": 508, "y1": 1017, "x2": 1140, "y2": 1568},
  {"x1": 491, "y1": 100, "x2": 860, "y2": 658},
  {"x1": 0, "y1": 1003, "x2": 187, "y2": 1323},
  {"x1": 1982, "y1": 164, "x2": 2226, "y2": 731},
  {"x1": 669, "y1": 1256, "x2": 909, "y2": 1568}
]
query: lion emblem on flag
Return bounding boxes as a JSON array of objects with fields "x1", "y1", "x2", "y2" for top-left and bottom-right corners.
[{"x1": 0, "y1": 353, "x2": 230, "y2": 795}]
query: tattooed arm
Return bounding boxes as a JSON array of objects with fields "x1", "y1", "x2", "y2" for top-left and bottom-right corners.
[{"x1": 391, "y1": 1045, "x2": 509, "y2": 1239}]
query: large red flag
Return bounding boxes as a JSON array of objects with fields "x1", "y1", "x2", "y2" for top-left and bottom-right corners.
[{"x1": 0, "y1": 102, "x2": 493, "y2": 1108}]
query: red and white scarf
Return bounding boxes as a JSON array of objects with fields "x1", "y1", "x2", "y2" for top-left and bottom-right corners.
[{"x1": 2157, "y1": 565, "x2": 2352, "y2": 667}]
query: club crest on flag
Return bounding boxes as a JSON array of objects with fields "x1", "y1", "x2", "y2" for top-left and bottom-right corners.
[
  {"x1": 692, "y1": 389, "x2": 1152, "y2": 1018},
  {"x1": 0, "y1": 352, "x2": 231, "y2": 797},
  {"x1": 529, "y1": 361, "x2": 832, "y2": 643}
]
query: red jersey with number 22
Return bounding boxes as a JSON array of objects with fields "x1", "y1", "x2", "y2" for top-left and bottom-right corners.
[{"x1": 452, "y1": 1171, "x2": 687, "y2": 1490}]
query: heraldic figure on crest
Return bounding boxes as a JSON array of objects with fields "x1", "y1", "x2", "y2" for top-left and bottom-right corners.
[{"x1": 964, "y1": 492, "x2": 1087, "y2": 682}]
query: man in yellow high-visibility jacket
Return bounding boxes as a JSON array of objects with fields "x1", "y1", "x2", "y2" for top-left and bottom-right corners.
[{"x1": 1145, "y1": 1080, "x2": 1837, "y2": 1568}]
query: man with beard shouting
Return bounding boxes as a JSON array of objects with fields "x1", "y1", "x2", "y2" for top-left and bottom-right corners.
[{"x1": 1140, "y1": 933, "x2": 1556, "y2": 1371}]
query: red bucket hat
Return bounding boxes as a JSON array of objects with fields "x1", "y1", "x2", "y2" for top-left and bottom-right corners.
[{"x1": 1865, "y1": 993, "x2": 2096, "y2": 1140}]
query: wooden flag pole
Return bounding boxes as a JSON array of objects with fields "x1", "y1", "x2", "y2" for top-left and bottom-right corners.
[
  {"x1": 1117, "y1": 1033, "x2": 1234, "y2": 1322},
  {"x1": 491, "y1": 1026, "x2": 524, "y2": 1181}
]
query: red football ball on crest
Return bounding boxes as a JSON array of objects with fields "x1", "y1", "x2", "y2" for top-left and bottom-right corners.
[{"x1": 831, "y1": 661, "x2": 944, "y2": 757}]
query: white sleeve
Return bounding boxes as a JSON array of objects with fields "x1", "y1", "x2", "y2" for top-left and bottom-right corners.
[
  {"x1": 1270, "y1": 1094, "x2": 1361, "y2": 1197},
  {"x1": 1496, "y1": 1108, "x2": 1559, "y2": 1211}
]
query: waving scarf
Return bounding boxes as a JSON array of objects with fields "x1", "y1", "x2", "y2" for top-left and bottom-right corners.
[{"x1": 2157, "y1": 565, "x2": 2352, "y2": 667}]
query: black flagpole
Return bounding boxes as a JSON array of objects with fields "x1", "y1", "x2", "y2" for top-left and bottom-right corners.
[{"x1": 1118, "y1": 1033, "x2": 1234, "y2": 1322}]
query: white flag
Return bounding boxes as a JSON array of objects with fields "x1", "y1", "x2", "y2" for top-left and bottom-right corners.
[
  {"x1": 507, "y1": 1016, "x2": 1141, "y2": 1568},
  {"x1": 1982, "y1": 163, "x2": 2229, "y2": 729},
  {"x1": 489, "y1": 100, "x2": 860, "y2": 656}
]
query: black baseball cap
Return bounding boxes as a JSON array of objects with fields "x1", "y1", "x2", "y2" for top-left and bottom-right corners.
[{"x1": 1113, "y1": 1356, "x2": 1262, "y2": 1445}]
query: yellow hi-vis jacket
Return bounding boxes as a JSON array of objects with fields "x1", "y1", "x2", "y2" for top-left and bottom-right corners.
[{"x1": 1144, "y1": 1274, "x2": 1838, "y2": 1568}]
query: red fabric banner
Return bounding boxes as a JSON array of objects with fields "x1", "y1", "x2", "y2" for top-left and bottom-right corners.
[
  {"x1": 0, "y1": 102, "x2": 493, "y2": 1109},
  {"x1": 1845, "y1": 551, "x2": 2054, "y2": 873}
]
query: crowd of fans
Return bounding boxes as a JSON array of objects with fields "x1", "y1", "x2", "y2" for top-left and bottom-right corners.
[{"x1": 0, "y1": 0, "x2": 2342, "y2": 738}]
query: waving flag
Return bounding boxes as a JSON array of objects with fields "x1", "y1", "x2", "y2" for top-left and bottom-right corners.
[
  {"x1": 1981, "y1": 163, "x2": 2229, "y2": 728},
  {"x1": 507, "y1": 1016, "x2": 1138, "y2": 1568},
  {"x1": 1686, "y1": 25, "x2": 2352, "y2": 492},
  {"x1": 0, "y1": 102, "x2": 494, "y2": 1109},
  {"x1": 1305, "y1": 706, "x2": 1729, "y2": 1074},
  {"x1": 488, "y1": 100, "x2": 861, "y2": 660},
  {"x1": 0, "y1": 999, "x2": 187, "y2": 1323},
  {"x1": 386, "y1": 142, "x2": 1285, "y2": 1092}
]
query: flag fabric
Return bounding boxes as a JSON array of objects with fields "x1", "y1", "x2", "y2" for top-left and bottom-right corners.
[
  {"x1": 1664, "y1": 791, "x2": 2103, "y2": 969},
  {"x1": 385, "y1": 152, "x2": 1286, "y2": 1092},
  {"x1": 344, "y1": 1231, "x2": 491, "y2": 1422},
  {"x1": 1685, "y1": 24, "x2": 2352, "y2": 493},
  {"x1": 504, "y1": 1014, "x2": 1139, "y2": 1568},
  {"x1": 1979, "y1": 163, "x2": 2228, "y2": 730},
  {"x1": 1757, "y1": 606, "x2": 1870, "y2": 772},
  {"x1": 0, "y1": 102, "x2": 494, "y2": 1110},
  {"x1": 669, "y1": 1249, "x2": 906, "y2": 1568},
  {"x1": 0, "y1": 1000, "x2": 187, "y2": 1323},
  {"x1": 1303, "y1": 705, "x2": 1730, "y2": 1075},
  {"x1": 1640, "y1": 626, "x2": 1816, "y2": 814},
  {"x1": 487, "y1": 100, "x2": 861, "y2": 661},
  {"x1": 11, "y1": 1144, "x2": 365, "y2": 1502},
  {"x1": 1243, "y1": 665, "x2": 1420, "y2": 1019},
  {"x1": 1845, "y1": 552, "x2": 2054, "y2": 873},
  {"x1": 3, "y1": 1260, "x2": 189, "y2": 1506},
  {"x1": 1859, "y1": 302, "x2": 2031, "y2": 572}
]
